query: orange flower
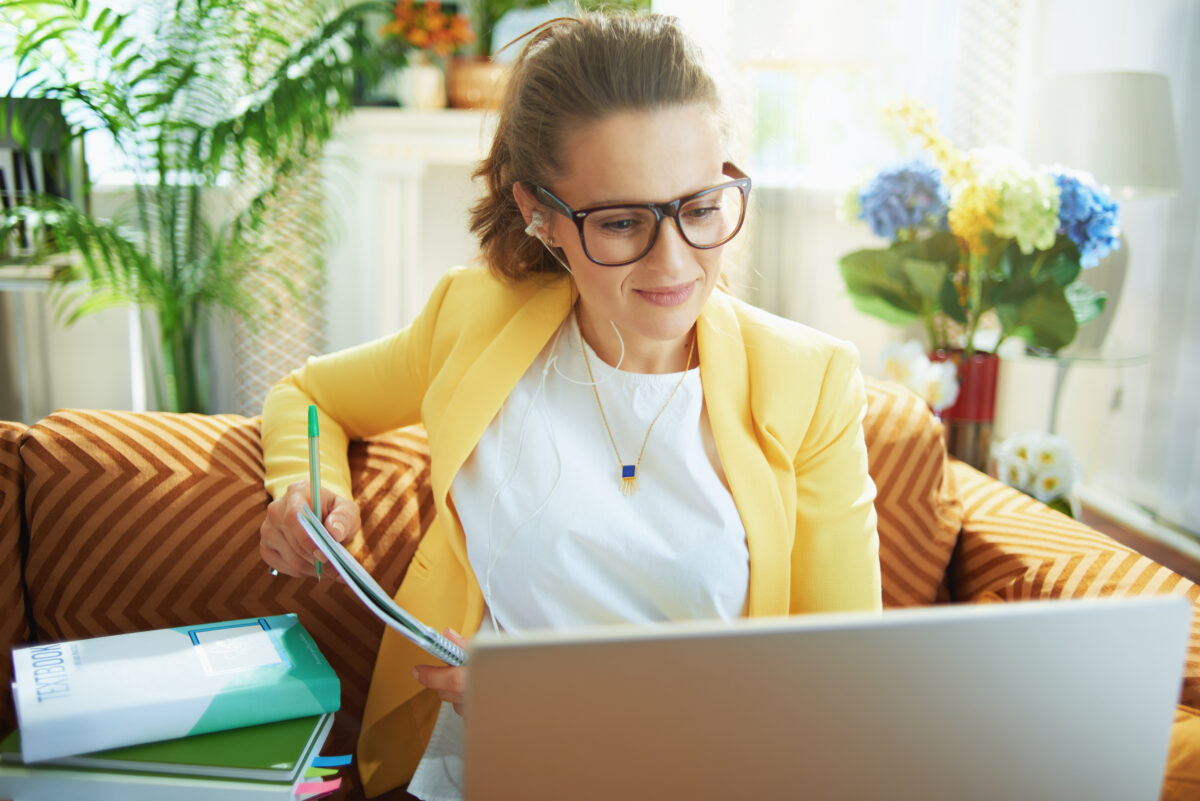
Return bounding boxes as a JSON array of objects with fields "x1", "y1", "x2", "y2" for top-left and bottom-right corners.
[
  {"x1": 450, "y1": 14, "x2": 473, "y2": 40},
  {"x1": 382, "y1": 0, "x2": 474, "y2": 55}
]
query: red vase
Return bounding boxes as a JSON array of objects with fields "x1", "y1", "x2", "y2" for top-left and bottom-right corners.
[{"x1": 929, "y1": 349, "x2": 1000, "y2": 471}]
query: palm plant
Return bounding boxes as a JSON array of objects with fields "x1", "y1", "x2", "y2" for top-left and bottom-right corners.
[{"x1": 0, "y1": 0, "x2": 390, "y2": 411}]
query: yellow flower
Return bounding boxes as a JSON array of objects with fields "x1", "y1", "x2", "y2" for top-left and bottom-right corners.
[
  {"x1": 948, "y1": 181, "x2": 999, "y2": 254},
  {"x1": 887, "y1": 99, "x2": 972, "y2": 186}
]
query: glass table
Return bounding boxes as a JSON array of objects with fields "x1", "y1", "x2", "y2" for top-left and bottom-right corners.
[{"x1": 1023, "y1": 346, "x2": 1150, "y2": 434}]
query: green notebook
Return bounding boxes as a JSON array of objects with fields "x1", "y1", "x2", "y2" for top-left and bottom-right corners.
[{"x1": 0, "y1": 712, "x2": 333, "y2": 782}]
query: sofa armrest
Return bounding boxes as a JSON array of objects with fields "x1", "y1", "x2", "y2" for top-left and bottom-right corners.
[
  {"x1": 948, "y1": 459, "x2": 1200, "y2": 709},
  {"x1": 17, "y1": 410, "x2": 434, "y2": 792},
  {"x1": 0, "y1": 421, "x2": 30, "y2": 736}
]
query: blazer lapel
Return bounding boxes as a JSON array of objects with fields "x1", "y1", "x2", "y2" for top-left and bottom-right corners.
[{"x1": 698, "y1": 293, "x2": 791, "y2": 616}]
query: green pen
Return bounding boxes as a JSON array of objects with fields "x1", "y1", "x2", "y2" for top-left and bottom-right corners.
[{"x1": 308, "y1": 404, "x2": 322, "y2": 581}]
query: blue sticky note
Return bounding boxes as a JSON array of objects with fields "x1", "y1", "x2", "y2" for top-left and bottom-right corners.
[{"x1": 312, "y1": 754, "x2": 353, "y2": 768}]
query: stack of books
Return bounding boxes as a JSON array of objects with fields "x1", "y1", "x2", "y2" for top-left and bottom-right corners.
[{"x1": 1, "y1": 614, "x2": 348, "y2": 800}]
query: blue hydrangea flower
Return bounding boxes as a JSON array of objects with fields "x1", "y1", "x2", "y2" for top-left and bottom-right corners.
[
  {"x1": 1053, "y1": 170, "x2": 1121, "y2": 267},
  {"x1": 857, "y1": 160, "x2": 950, "y2": 240}
]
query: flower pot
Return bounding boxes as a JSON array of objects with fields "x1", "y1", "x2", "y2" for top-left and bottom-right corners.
[
  {"x1": 929, "y1": 349, "x2": 1000, "y2": 471},
  {"x1": 395, "y1": 54, "x2": 446, "y2": 109},
  {"x1": 447, "y1": 56, "x2": 507, "y2": 110}
]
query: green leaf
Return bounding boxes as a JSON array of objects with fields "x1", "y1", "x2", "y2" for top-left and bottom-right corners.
[
  {"x1": 899, "y1": 257, "x2": 949, "y2": 302},
  {"x1": 909, "y1": 229, "x2": 961, "y2": 265},
  {"x1": 17, "y1": 23, "x2": 77, "y2": 60},
  {"x1": 939, "y1": 277, "x2": 967, "y2": 324},
  {"x1": 848, "y1": 293, "x2": 920, "y2": 327},
  {"x1": 996, "y1": 282, "x2": 1079, "y2": 352},
  {"x1": 839, "y1": 248, "x2": 922, "y2": 319},
  {"x1": 1047, "y1": 497, "x2": 1075, "y2": 518},
  {"x1": 1066, "y1": 282, "x2": 1107, "y2": 327},
  {"x1": 1045, "y1": 251, "x2": 1080, "y2": 287}
]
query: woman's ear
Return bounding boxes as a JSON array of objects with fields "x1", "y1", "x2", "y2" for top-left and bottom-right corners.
[
  {"x1": 514, "y1": 182, "x2": 553, "y2": 244},
  {"x1": 513, "y1": 181, "x2": 538, "y2": 226}
]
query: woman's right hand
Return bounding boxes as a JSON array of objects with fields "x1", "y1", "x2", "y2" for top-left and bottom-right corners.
[{"x1": 260, "y1": 481, "x2": 361, "y2": 578}]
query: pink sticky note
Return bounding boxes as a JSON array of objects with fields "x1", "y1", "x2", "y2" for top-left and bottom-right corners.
[{"x1": 295, "y1": 777, "x2": 343, "y2": 798}]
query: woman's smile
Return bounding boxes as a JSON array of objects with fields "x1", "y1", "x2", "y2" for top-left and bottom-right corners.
[{"x1": 634, "y1": 281, "x2": 697, "y2": 307}]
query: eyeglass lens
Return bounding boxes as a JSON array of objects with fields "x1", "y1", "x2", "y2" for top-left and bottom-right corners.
[{"x1": 582, "y1": 185, "x2": 745, "y2": 265}]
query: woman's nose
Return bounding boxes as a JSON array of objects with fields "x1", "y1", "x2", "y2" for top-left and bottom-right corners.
[{"x1": 642, "y1": 216, "x2": 692, "y2": 274}]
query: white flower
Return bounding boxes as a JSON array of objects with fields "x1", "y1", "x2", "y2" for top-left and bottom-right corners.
[
  {"x1": 991, "y1": 431, "x2": 1079, "y2": 503},
  {"x1": 1001, "y1": 431, "x2": 1041, "y2": 463},
  {"x1": 907, "y1": 359, "x2": 960, "y2": 412},
  {"x1": 1028, "y1": 434, "x2": 1075, "y2": 472},
  {"x1": 993, "y1": 451, "x2": 1033, "y2": 493},
  {"x1": 880, "y1": 340, "x2": 928, "y2": 385},
  {"x1": 879, "y1": 340, "x2": 961, "y2": 413},
  {"x1": 1029, "y1": 462, "x2": 1075, "y2": 504}
]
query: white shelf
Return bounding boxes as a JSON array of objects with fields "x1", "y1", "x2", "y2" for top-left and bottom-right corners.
[{"x1": 322, "y1": 108, "x2": 499, "y2": 350}]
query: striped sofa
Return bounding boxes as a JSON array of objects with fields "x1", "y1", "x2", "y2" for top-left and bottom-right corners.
[{"x1": 1, "y1": 378, "x2": 1197, "y2": 800}]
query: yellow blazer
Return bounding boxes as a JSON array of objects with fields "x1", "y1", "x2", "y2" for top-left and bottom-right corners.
[{"x1": 262, "y1": 265, "x2": 881, "y2": 796}]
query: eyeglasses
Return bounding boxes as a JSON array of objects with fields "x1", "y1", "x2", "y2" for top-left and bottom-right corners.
[{"x1": 531, "y1": 163, "x2": 752, "y2": 267}]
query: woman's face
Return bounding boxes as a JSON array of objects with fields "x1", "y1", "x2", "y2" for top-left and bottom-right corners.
[{"x1": 537, "y1": 105, "x2": 729, "y2": 368}]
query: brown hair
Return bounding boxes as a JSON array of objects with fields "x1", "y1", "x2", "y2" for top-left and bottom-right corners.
[{"x1": 469, "y1": 12, "x2": 731, "y2": 282}]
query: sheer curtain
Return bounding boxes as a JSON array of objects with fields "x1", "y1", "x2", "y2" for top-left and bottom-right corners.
[
  {"x1": 655, "y1": 0, "x2": 977, "y2": 376},
  {"x1": 657, "y1": 0, "x2": 1199, "y2": 537},
  {"x1": 1022, "y1": 0, "x2": 1199, "y2": 536}
]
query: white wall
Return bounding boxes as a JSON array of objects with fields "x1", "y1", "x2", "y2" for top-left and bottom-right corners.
[{"x1": 0, "y1": 294, "x2": 134, "y2": 421}]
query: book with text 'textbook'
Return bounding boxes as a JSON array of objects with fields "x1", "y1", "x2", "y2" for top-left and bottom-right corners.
[{"x1": 10, "y1": 614, "x2": 340, "y2": 762}]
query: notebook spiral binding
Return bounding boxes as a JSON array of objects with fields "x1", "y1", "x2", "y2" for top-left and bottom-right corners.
[{"x1": 426, "y1": 634, "x2": 467, "y2": 666}]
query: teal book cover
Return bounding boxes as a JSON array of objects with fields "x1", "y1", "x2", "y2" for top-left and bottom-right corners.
[{"x1": 10, "y1": 614, "x2": 340, "y2": 762}]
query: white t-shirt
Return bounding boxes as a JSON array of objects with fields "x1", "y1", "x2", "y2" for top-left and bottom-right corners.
[{"x1": 408, "y1": 313, "x2": 748, "y2": 800}]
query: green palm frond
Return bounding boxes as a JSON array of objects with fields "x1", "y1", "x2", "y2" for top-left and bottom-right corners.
[{"x1": 2, "y1": 0, "x2": 392, "y2": 411}]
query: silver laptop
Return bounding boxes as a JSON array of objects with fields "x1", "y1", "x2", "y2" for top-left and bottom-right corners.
[{"x1": 464, "y1": 596, "x2": 1191, "y2": 801}]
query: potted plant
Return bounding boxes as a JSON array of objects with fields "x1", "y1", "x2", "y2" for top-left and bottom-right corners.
[
  {"x1": 380, "y1": 0, "x2": 476, "y2": 109},
  {"x1": 1, "y1": 0, "x2": 394, "y2": 412},
  {"x1": 445, "y1": 0, "x2": 651, "y2": 110},
  {"x1": 838, "y1": 99, "x2": 1120, "y2": 468}
]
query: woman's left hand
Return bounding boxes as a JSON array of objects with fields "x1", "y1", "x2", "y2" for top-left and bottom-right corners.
[{"x1": 412, "y1": 629, "x2": 470, "y2": 718}]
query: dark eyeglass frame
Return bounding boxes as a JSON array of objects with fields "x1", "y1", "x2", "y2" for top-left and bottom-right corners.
[{"x1": 530, "y1": 162, "x2": 753, "y2": 267}]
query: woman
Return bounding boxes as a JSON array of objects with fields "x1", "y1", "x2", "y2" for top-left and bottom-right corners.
[{"x1": 259, "y1": 12, "x2": 880, "y2": 799}]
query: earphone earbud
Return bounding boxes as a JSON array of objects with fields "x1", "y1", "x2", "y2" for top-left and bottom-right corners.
[
  {"x1": 524, "y1": 211, "x2": 546, "y2": 239},
  {"x1": 525, "y1": 208, "x2": 573, "y2": 275}
]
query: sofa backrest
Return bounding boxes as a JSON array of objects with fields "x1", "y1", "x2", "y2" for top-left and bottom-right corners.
[
  {"x1": 1, "y1": 379, "x2": 962, "y2": 744},
  {"x1": 0, "y1": 421, "x2": 29, "y2": 733},
  {"x1": 10, "y1": 410, "x2": 434, "y2": 775}
]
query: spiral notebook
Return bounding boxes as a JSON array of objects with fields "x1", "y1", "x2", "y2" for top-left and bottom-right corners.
[{"x1": 297, "y1": 506, "x2": 465, "y2": 666}]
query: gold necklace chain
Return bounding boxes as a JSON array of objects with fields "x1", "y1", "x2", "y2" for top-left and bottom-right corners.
[{"x1": 576, "y1": 314, "x2": 696, "y2": 496}]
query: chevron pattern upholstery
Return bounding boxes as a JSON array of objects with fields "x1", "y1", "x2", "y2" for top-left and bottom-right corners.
[
  {"x1": 17, "y1": 411, "x2": 434, "y2": 797},
  {"x1": 0, "y1": 421, "x2": 29, "y2": 733},
  {"x1": 949, "y1": 460, "x2": 1200, "y2": 709},
  {"x1": 862, "y1": 378, "x2": 963, "y2": 607},
  {"x1": 5, "y1": 389, "x2": 1199, "y2": 800}
]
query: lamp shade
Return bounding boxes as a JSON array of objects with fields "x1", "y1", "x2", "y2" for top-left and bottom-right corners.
[{"x1": 1026, "y1": 71, "x2": 1181, "y2": 197}]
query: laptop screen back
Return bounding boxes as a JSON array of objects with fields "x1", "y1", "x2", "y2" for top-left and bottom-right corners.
[{"x1": 464, "y1": 596, "x2": 1191, "y2": 801}]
